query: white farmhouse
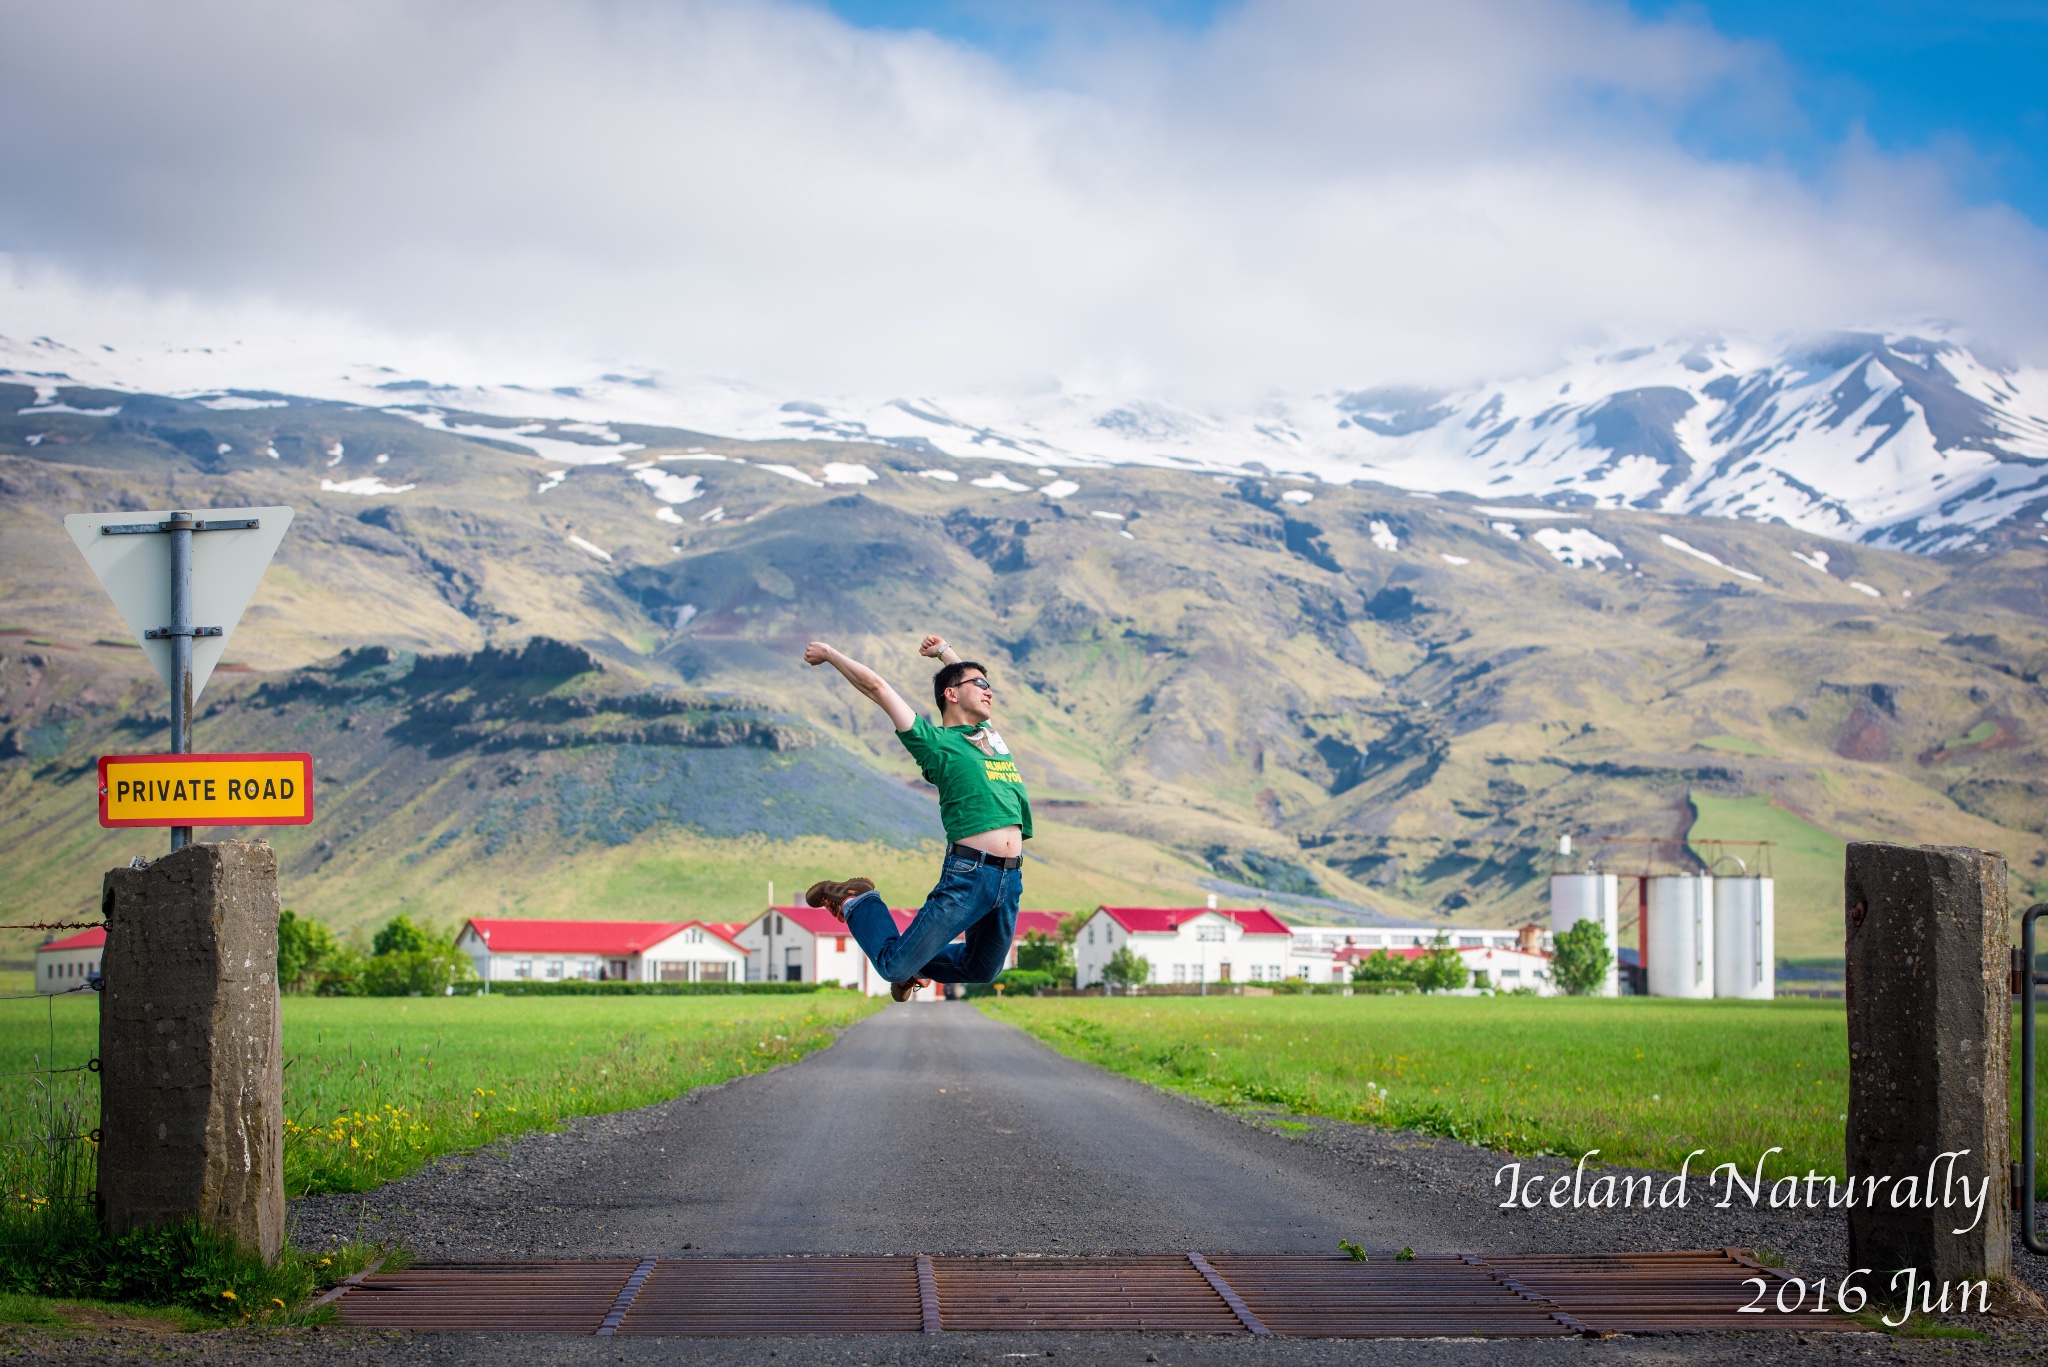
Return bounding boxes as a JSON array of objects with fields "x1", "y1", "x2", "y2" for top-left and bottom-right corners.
[
  {"x1": 1073, "y1": 906, "x2": 1304, "y2": 987},
  {"x1": 732, "y1": 906, "x2": 1076, "y2": 998},
  {"x1": 36, "y1": 927, "x2": 105, "y2": 995},
  {"x1": 457, "y1": 919, "x2": 748, "y2": 984},
  {"x1": 1330, "y1": 924, "x2": 1557, "y2": 994},
  {"x1": 733, "y1": 906, "x2": 887, "y2": 992}
]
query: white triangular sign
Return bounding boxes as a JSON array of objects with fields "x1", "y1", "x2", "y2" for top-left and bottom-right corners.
[{"x1": 64, "y1": 506, "x2": 294, "y2": 703}]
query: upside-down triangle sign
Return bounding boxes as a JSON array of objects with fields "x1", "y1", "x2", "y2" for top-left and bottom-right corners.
[{"x1": 64, "y1": 506, "x2": 295, "y2": 704}]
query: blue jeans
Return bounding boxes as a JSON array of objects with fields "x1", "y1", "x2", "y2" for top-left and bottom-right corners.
[{"x1": 844, "y1": 852, "x2": 1020, "y2": 984}]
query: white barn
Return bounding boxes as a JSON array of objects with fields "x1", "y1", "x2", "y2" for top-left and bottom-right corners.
[
  {"x1": 457, "y1": 919, "x2": 748, "y2": 984},
  {"x1": 36, "y1": 927, "x2": 105, "y2": 995}
]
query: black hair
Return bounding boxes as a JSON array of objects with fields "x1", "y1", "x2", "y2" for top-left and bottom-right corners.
[{"x1": 933, "y1": 660, "x2": 987, "y2": 711}]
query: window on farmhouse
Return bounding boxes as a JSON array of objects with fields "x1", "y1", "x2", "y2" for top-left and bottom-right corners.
[
  {"x1": 546, "y1": 960, "x2": 563, "y2": 980},
  {"x1": 1459, "y1": 936, "x2": 1483, "y2": 947},
  {"x1": 700, "y1": 962, "x2": 730, "y2": 983},
  {"x1": 515, "y1": 960, "x2": 532, "y2": 979}
]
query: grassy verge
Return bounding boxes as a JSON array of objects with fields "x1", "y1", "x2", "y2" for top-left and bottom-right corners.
[
  {"x1": 986, "y1": 995, "x2": 2048, "y2": 1190},
  {"x1": 278, "y1": 992, "x2": 882, "y2": 1192},
  {"x1": 982, "y1": 994, "x2": 1948, "y2": 1185},
  {"x1": 3, "y1": 990, "x2": 882, "y2": 1199}
]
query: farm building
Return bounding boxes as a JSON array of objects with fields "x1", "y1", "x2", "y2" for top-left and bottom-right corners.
[
  {"x1": 733, "y1": 906, "x2": 1073, "y2": 997},
  {"x1": 456, "y1": 919, "x2": 748, "y2": 984},
  {"x1": 1330, "y1": 927, "x2": 1557, "y2": 994},
  {"x1": 36, "y1": 927, "x2": 105, "y2": 995},
  {"x1": 1072, "y1": 906, "x2": 1338, "y2": 987}
]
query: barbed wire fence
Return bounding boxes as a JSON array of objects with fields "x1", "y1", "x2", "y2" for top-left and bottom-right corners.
[{"x1": 2, "y1": 922, "x2": 105, "y2": 1252}]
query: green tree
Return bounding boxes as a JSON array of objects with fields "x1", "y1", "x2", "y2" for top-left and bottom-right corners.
[
  {"x1": 276, "y1": 909, "x2": 340, "y2": 993},
  {"x1": 1015, "y1": 930, "x2": 1074, "y2": 983},
  {"x1": 1350, "y1": 949, "x2": 1418, "y2": 985},
  {"x1": 1551, "y1": 919, "x2": 1613, "y2": 996},
  {"x1": 1412, "y1": 934, "x2": 1469, "y2": 993},
  {"x1": 372, "y1": 914, "x2": 431, "y2": 957},
  {"x1": 359, "y1": 914, "x2": 475, "y2": 996},
  {"x1": 314, "y1": 947, "x2": 369, "y2": 996},
  {"x1": 1102, "y1": 944, "x2": 1151, "y2": 991}
]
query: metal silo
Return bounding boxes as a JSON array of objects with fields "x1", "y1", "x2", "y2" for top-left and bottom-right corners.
[
  {"x1": 1645, "y1": 873, "x2": 1715, "y2": 998},
  {"x1": 1549, "y1": 872, "x2": 1619, "y2": 996},
  {"x1": 1713, "y1": 876, "x2": 1774, "y2": 999}
]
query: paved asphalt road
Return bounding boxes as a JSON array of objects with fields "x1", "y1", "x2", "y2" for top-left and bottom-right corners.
[
  {"x1": 205, "y1": 1003, "x2": 2033, "y2": 1367},
  {"x1": 296, "y1": 999, "x2": 1624, "y2": 1259}
]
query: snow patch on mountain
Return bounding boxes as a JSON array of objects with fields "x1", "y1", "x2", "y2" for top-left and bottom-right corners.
[{"x1": 6, "y1": 326, "x2": 2048, "y2": 552}]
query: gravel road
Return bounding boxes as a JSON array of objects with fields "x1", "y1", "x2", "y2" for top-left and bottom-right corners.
[{"x1": 31, "y1": 1000, "x2": 2047, "y2": 1366}]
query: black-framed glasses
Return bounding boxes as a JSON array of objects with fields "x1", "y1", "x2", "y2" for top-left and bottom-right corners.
[{"x1": 954, "y1": 677, "x2": 994, "y2": 692}]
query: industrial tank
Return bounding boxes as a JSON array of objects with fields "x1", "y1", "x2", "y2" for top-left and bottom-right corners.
[
  {"x1": 1713, "y1": 877, "x2": 1774, "y2": 999},
  {"x1": 1645, "y1": 873, "x2": 1714, "y2": 998},
  {"x1": 1549, "y1": 873, "x2": 1619, "y2": 996}
]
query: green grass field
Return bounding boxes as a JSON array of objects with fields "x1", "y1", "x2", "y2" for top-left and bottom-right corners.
[
  {"x1": 7, "y1": 989, "x2": 2041, "y2": 1210},
  {"x1": 0, "y1": 991, "x2": 881, "y2": 1199},
  {"x1": 980, "y1": 995, "x2": 2048, "y2": 1194}
]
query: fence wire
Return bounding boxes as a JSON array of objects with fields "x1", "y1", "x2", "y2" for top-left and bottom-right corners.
[{"x1": 0, "y1": 968, "x2": 101, "y2": 1232}]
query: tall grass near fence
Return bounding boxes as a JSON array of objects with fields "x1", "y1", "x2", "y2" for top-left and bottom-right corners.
[
  {"x1": 983, "y1": 994, "x2": 2048, "y2": 1194},
  {"x1": 0, "y1": 986, "x2": 99, "y2": 1266}
]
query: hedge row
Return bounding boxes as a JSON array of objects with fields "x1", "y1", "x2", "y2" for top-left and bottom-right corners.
[{"x1": 476, "y1": 980, "x2": 828, "y2": 997}]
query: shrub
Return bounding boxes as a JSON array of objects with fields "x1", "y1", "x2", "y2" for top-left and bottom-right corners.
[
  {"x1": 351, "y1": 915, "x2": 476, "y2": 997},
  {"x1": 1350, "y1": 949, "x2": 1416, "y2": 985},
  {"x1": 1551, "y1": 919, "x2": 1613, "y2": 996},
  {"x1": 1014, "y1": 930, "x2": 1073, "y2": 983},
  {"x1": 277, "y1": 910, "x2": 342, "y2": 993},
  {"x1": 371, "y1": 914, "x2": 432, "y2": 957},
  {"x1": 1412, "y1": 935, "x2": 1469, "y2": 994},
  {"x1": 1103, "y1": 945, "x2": 1151, "y2": 990},
  {"x1": 965, "y1": 969, "x2": 1055, "y2": 998}
]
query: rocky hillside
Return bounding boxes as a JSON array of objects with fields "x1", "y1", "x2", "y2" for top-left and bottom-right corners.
[{"x1": 5, "y1": 379, "x2": 2048, "y2": 958}]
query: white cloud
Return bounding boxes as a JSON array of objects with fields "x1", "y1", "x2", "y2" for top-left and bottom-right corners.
[{"x1": 0, "y1": 0, "x2": 2042, "y2": 396}]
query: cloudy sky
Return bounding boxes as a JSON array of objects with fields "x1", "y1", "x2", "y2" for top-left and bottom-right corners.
[{"x1": 1, "y1": 0, "x2": 2044, "y2": 398}]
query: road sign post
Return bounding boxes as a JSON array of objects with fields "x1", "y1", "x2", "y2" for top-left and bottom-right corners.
[
  {"x1": 69, "y1": 508, "x2": 292, "y2": 849},
  {"x1": 66, "y1": 505, "x2": 297, "y2": 1262}
]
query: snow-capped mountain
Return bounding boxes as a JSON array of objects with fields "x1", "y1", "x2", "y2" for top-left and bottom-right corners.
[{"x1": 5, "y1": 328, "x2": 2046, "y2": 552}]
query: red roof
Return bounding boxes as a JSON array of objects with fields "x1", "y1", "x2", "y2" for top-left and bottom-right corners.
[
  {"x1": 40, "y1": 928, "x2": 106, "y2": 952},
  {"x1": 759, "y1": 906, "x2": 1060, "y2": 939},
  {"x1": 461, "y1": 919, "x2": 741, "y2": 955},
  {"x1": 1015, "y1": 910, "x2": 1070, "y2": 939},
  {"x1": 704, "y1": 922, "x2": 749, "y2": 943},
  {"x1": 1096, "y1": 906, "x2": 1291, "y2": 936}
]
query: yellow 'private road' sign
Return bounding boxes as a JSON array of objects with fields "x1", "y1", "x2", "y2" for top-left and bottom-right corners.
[{"x1": 98, "y1": 753, "x2": 314, "y2": 828}]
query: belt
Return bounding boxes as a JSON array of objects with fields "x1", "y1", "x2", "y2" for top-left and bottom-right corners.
[{"x1": 948, "y1": 842, "x2": 1023, "y2": 871}]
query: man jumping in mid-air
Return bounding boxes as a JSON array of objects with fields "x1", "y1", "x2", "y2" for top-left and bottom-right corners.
[{"x1": 801, "y1": 634, "x2": 1029, "y2": 1003}]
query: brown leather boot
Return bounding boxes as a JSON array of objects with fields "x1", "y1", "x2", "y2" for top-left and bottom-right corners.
[
  {"x1": 891, "y1": 977, "x2": 932, "y2": 1003},
  {"x1": 805, "y1": 877, "x2": 875, "y2": 921}
]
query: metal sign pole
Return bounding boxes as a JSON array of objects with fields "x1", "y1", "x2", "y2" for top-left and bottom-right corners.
[{"x1": 167, "y1": 511, "x2": 194, "y2": 852}]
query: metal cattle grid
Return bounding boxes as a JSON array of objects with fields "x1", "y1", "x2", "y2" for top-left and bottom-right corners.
[{"x1": 330, "y1": 1249, "x2": 1858, "y2": 1337}]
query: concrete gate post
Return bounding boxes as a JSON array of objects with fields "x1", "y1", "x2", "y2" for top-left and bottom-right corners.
[
  {"x1": 1843, "y1": 841, "x2": 2010, "y2": 1286},
  {"x1": 98, "y1": 841, "x2": 285, "y2": 1261}
]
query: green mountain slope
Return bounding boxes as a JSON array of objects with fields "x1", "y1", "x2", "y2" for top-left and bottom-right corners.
[{"x1": 4, "y1": 385, "x2": 2047, "y2": 959}]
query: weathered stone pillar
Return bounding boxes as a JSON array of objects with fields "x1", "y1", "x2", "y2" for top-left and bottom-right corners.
[
  {"x1": 1843, "y1": 841, "x2": 2009, "y2": 1286},
  {"x1": 98, "y1": 841, "x2": 284, "y2": 1262}
]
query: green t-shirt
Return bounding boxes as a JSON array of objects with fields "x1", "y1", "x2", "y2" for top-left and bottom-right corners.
[{"x1": 897, "y1": 715, "x2": 1033, "y2": 844}]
